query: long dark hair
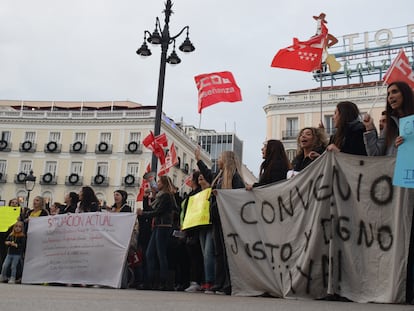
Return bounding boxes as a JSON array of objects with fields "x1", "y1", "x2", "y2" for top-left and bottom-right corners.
[
  {"x1": 385, "y1": 81, "x2": 414, "y2": 147},
  {"x1": 332, "y1": 101, "x2": 360, "y2": 149},
  {"x1": 68, "y1": 192, "x2": 79, "y2": 206},
  {"x1": 79, "y1": 186, "x2": 99, "y2": 212},
  {"x1": 260, "y1": 140, "x2": 291, "y2": 181}
]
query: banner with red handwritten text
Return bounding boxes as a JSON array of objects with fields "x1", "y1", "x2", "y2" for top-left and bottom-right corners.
[{"x1": 22, "y1": 212, "x2": 136, "y2": 288}]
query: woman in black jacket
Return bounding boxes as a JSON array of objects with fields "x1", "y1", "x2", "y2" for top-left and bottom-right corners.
[
  {"x1": 138, "y1": 175, "x2": 177, "y2": 290},
  {"x1": 327, "y1": 101, "x2": 367, "y2": 155},
  {"x1": 247, "y1": 139, "x2": 291, "y2": 189}
]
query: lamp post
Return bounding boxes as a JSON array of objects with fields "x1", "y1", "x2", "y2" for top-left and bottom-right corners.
[
  {"x1": 24, "y1": 170, "x2": 36, "y2": 208},
  {"x1": 136, "y1": 0, "x2": 195, "y2": 173}
]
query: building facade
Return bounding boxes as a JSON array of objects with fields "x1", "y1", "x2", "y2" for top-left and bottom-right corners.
[
  {"x1": 0, "y1": 100, "x2": 211, "y2": 210},
  {"x1": 264, "y1": 82, "x2": 386, "y2": 160},
  {"x1": 183, "y1": 126, "x2": 244, "y2": 171}
]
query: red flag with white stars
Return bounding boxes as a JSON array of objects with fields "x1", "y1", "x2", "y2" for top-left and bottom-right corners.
[{"x1": 271, "y1": 24, "x2": 328, "y2": 72}]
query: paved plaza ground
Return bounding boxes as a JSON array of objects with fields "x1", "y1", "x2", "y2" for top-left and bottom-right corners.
[{"x1": 1, "y1": 283, "x2": 413, "y2": 311}]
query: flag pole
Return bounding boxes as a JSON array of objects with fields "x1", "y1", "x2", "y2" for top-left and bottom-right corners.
[
  {"x1": 319, "y1": 67, "x2": 323, "y2": 123},
  {"x1": 198, "y1": 112, "x2": 202, "y2": 148},
  {"x1": 367, "y1": 81, "x2": 387, "y2": 116}
]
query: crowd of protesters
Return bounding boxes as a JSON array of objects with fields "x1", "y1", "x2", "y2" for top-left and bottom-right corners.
[{"x1": 0, "y1": 81, "x2": 413, "y2": 303}]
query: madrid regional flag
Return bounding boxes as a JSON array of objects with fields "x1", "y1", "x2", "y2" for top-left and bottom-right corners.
[{"x1": 271, "y1": 23, "x2": 328, "y2": 72}]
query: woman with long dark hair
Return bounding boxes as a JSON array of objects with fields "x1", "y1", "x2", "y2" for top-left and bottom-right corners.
[
  {"x1": 326, "y1": 101, "x2": 367, "y2": 155},
  {"x1": 76, "y1": 186, "x2": 100, "y2": 213},
  {"x1": 364, "y1": 81, "x2": 414, "y2": 155},
  {"x1": 247, "y1": 139, "x2": 291, "y2": 189},
  {"x1": 63, "y1": 192, "x2": 79, "y2": 213}
]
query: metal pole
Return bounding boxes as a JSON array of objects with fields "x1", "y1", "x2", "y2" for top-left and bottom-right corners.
[
  {"x1": 151, "y1": 45, "x2": 168, "y2": 172},
  {"x1": 151, "y1": 3, "x2": 172, "y2": 174},
  {"x1": 26, "y1": 190, "x2": 31, "y2": 209}
]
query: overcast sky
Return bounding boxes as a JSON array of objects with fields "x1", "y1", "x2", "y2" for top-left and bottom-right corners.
[{"x1": 0, "y1": 0, "x2": 412, "y2": 176}]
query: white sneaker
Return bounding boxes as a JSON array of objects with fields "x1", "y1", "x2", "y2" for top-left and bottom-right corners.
[
  {"x1": 8, "y1": 278, "x2": 16, "y2": 284},
  {"x1": 184, "y1": 282, "x2": 201, "y2": 292}
]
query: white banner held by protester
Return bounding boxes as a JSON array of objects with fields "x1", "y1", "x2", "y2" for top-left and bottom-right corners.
[
  {"x1": 216, "y1": 152, "x2": 414, "y2": 303},
  {"x1": 22, "y1": 212, "x2": 136, "y2": 288}
]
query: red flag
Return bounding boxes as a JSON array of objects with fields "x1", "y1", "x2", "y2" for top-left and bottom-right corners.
[
  {"x1": 142, "y1": 131, "x2": 167, "y2": 165},
  {"x1": 142, "y1": 132, "x2": 155, "y2": 150},
  {"x1": 383, "y1": 49, "x2": 414, "y2": 89},
  {"x1": 158, "y1": 143, "x2": 178, "y2": 176},
  {"x1": 184, "y1": 174, "x2": 193, "y2": 187},
  {"x1": 137, "y1": 164, "x2": 151, "y2": 202},
  {"x1": 271, "y1": 26, "x2": 328, "y2": 72},
  {"x1": 194, "y1": 71, "x2": 242, "y2": 113},
  {"x1": 155, "y1": 133, "x2": 168, "y2": 147},
  {"x1": 169, "y1": 143, "x2": 178, "y2": 167}
]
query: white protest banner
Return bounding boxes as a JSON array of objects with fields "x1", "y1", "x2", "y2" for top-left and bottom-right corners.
[
  {"x1": 216, "y1": 152, "x2": 414, "y2": 303},
  {"x1": 22, "y1": 212, "x2": 136, "y2": 288}
]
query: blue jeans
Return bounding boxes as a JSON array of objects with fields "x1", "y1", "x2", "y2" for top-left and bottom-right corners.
[
  {"x1": 145, "y1": 226, "x2": 172, "y2": 283},
  {"x1": 199, "y1": 227, "x2": 215, "y2": 284},
  {"x1": 1, "y1": 254, "x2": 21, "y2": 280}
]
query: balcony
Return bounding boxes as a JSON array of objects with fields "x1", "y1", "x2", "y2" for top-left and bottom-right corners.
[
  {"x1": 39, "y1": 173, "x2": 58, "y2": 185},
  {"x1": 0, "y1": 173, "x2": 7, "y2": 183},
  {"x1": 124, "y1": 142, "x2": 143, "y2": 154},
  {"x1": 181, "y1": 163, "x2": 189, "y2": 174},
  {"x1": 122, "y1": 175, "x2": 141, "y2": 187},
  {"x1": 14, "y1": 172, "x2": 27, "y2": 184},
  {"x1": 44, "y1": 142, "x2": 62, "y2": 153},
  {"x1": 95, "y1": 142, "x2": 113, "y2": 154},
  {"x1": 282, "y1": 130, "x2": 300, "y2": 140},
  {"x1": 0, "y1": 140, "x2": 11, "y2": 152},
  {"x1": 69, "y1": 142, "x2": 87, "y2": 154},
  {"x1": 91, "y1": 175, "x2": 109, "y2": 187},
  {"x1": 19, "y1": 141, "x2": 36, "y2": 153},
  {"x1": 65, "y1": 174, "x2": 83, "y2": 186}
]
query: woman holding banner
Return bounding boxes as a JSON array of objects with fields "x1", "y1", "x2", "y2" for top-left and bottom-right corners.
[
  {"x1": 195, "y1": 147, "x2": 245, "y2": 295},
  {"x1": 363, "y1": 81, "x2": 414, "y2": 304},
  {"x1": 363, "y1": 81, "x2": 414, "y2": 155}
]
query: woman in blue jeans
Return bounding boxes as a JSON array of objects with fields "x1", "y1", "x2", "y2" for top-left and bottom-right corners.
[
  {"x1": 197, "y1": 173, "x2": 215, "y2": 292},
  {"x1": 138, "y1": 175, "x2": 178, "y2": 290}
]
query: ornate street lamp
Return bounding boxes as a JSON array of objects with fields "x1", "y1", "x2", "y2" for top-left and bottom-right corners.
[
  {"x1": 24, "y1": 170, "x2": 36, "y2": 208},
  {"x1": 136, "y1": 0, "x2": 195, "y2": 173}
]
